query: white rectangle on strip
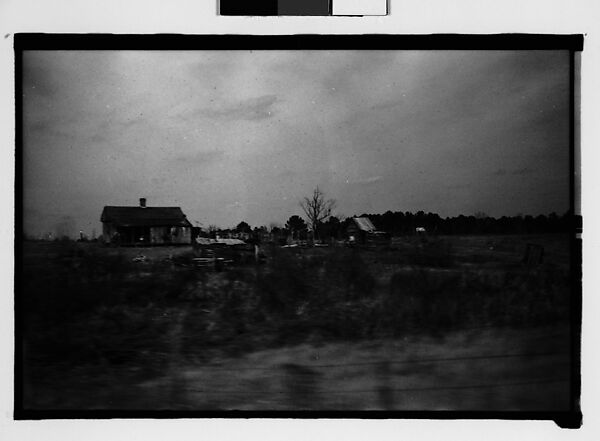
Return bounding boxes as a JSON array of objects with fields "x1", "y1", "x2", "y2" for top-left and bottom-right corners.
[{"x1": 332, "y1": 0, "x2": 387, "y2": 16}]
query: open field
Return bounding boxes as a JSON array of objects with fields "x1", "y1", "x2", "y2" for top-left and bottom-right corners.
[{"x1": 18, "y1": 234, "x2": 574, "y2": 411}]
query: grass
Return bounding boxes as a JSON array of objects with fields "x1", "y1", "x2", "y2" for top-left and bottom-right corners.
[{"x1": 19, "y1": 234, "x2": 574, "y2": 408}]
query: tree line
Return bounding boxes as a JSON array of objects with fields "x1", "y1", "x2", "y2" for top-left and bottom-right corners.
[
  {"x1": 210, "y1": 209, "x2": 575, "y2": 244},
  {"x1": 349, "y1": 210, "x2": 575, "y2": 236},
  {"x1": 205, "y1": 187, "x2": 577, "y2": 242}
]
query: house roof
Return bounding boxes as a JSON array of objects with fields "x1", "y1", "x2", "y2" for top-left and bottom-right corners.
[
  {"x1": 101, "y1": 206, "x2": 192, "y2": 227},
  {"x1": 352, "y1": 217, "x2": 376, "y2": 232}
]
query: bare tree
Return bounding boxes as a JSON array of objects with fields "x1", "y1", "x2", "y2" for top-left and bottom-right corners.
[{"x1": 300, "y1": 187, "x2": 336, "y2": 241}]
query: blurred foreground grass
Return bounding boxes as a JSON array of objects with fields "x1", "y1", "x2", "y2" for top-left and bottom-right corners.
[{"x1": 19, "y1": 234, "x2": 573, "y2": 410}]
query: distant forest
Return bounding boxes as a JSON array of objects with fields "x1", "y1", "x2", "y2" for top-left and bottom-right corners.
[
  {"x1": 345, "y1": 210, "x2": 577, "y2": 236},
  {"x1": 225, "y1": 210, "x2": 578, "y2": 241}
]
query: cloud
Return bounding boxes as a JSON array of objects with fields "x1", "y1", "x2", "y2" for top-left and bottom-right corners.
[
  {"x1": 371, "y1": 99, "x2": 403, "y2": 111},
  {"x1": 196, "y1": 94, "x2": 278, "y2": 121},
  {"x1": 173, "y1": 150, "x2": 225, "y2": 164},
  {"x1": 226, "y1": 201, "x2": 244, "y2": 209},
  {"x1": 447, "y1": 183, "x2": 470, "y2": 189},
  {"x1": 274, "y1": 170, "x2": 298, "y2": 179},
  {"x1": 512, "y1": 167, "x2": 534, "y2": 175},
  {"x1": 23, "y1": 62, "x2": 61, "y2": 98},
  {"x1": 350, "y1": 176, "x2": 383, "y2": 185},
  {"x1": 494, "y1": 167, "x2": 534, "y2": 177},
  {"x1": 21, "y1": 50, "x2": 570, "y2": 235}
]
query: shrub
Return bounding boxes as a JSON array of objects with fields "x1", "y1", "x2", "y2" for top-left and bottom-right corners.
[
  {"x1": 386, "y1": 269, "x2": 462, "y2": 331},
  {"x1": 255, "y1": 250, "x2": 312, "y2": 315},
  {"x1": 384, "y1": 265, "x2": 571, "y2": 333},
  {"x1": 320, "y1": 248, "x2": 376, "y2": 300}
]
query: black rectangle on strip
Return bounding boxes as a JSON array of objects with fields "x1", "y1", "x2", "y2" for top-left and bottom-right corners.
[
  {"x1": 220, "y1": 0, "x2": 278, "y2": 16},
  {"x1": 13, "y1": 34, "x2": 585, "y2": 51},
  {"x1": 278, "y1": 0, "x2": 331, "y2": 15}
]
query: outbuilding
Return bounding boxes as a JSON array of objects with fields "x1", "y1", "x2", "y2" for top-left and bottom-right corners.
[{"x1": 346, "y1": 216, "x2": 390, "y2": 246}]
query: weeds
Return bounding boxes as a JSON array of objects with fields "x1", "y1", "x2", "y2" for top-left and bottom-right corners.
[{"x1": 21, "y1": 238, "x2": 572, "y2": 371}]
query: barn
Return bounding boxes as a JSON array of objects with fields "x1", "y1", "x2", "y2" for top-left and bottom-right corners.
[
  {"x1": 101, "y1": 198, "x2": 192, "y2": 245},
  {"x1": 346, "y1": 217, "x2": 390, "y2": 246}
]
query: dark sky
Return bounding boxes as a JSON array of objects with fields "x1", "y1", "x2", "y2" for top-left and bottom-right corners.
[{"x1": 22, "y1": 50, "x2": 570, "y2": 237}]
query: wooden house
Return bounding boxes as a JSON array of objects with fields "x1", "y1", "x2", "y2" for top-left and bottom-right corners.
[{"x1": 101, "y1": 198, "x2": 192, "y2": 245}]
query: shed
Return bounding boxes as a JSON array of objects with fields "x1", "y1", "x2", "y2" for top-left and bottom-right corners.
[
  {"x1": 101, "y1": 198, "x2": 192, "y2": 245},
  {"x1": 346, "y1": 216, "x2": 390, "y2": 246}
]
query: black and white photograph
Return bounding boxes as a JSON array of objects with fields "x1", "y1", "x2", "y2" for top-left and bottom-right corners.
[{"x1": 16, "y1": 37, "x2": 581, "y2": 418}]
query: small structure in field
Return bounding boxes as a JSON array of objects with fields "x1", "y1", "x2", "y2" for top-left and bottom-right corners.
[
  {"x1": 193, "y1": 236, "x2": 256, "y2": 265},
  {"x1": 346, "y1": 217, "x2": 390, "y2": 246},
  {"x1": 101, "y1": 198, "x2": 192, "y2": 245},
  {"x1": 523, "y1": 243, "x2": 544, "y2": 266},
  {"x1": 194, "y1": 237, "x2": 247, "y2": 248}
]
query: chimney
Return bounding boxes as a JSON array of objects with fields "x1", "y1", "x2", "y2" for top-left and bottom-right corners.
[{"x1": 140, "y1": 198, "x2": 146, "y2": 208}]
